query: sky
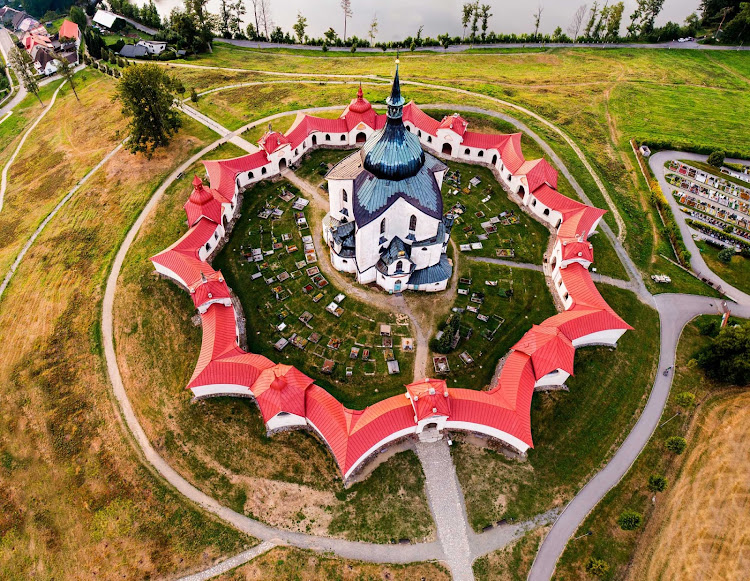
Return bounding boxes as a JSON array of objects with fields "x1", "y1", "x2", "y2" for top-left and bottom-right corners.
[{"x1": 134, "y1": 0, "x2": 702, "y2": 41}]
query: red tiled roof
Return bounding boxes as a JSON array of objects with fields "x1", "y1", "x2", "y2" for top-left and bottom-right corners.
[
  {"x1": 531, "y1": 184, "x2": 587, "y2": 214},
  {"x1": 185, "y1": 175, "x2": 223, "y2": 226},
  {"x1": 347, "y1": 84, "x2": 372, "y2": 114},
  {"x1": 541, "y1": 307, "x2": 633, "y2": 342},
  {"x1": 258, "y1": 130, "x2": 290, "y2": 154},
  {"x1": 251, "y1": 364, "x2": 314, "y2": 421},
  {"x1": 406, "y1": 378, "x2": 451, "y2": 420},
  {"x1": 518, "y1": 158, "x2": 558, "y2": 192},
  {"x1": 489, "y1": 351, "x2": 536, "y2": 412},
  {"x1": 559, "y1": 237, "x2": 594, "y2": 262},
  {"x1": 559, "y1": 262, "x2": 610, "y2": 310},
  {"x1": 187, "y1": 303, "x2": 240, "y2": 389},
  {"x1": 462, "y1": 131, "x2": 510, "y2": 150},
  {"x1": 512, "y1": 325, "x2": 575, "y2": 379},
  {"x1": 189, "y1": 270, "x2": 230, "y2": 309},
  {"x1": 558, "y1": 206, "x2": 607, "y2": 240},
  {"x1": 402, "y1": 102, "x2": 440, "y2": 136},
  {"x1": 438, "y1": 113, "x2": 468, "y2": 136},
  {"x1": 501, "y1": 133, "x2": 525, "y2": 173},
  {"x1": 150, "y1": 219, "x2": 219, "y2": 287},
  {"x1": 449, "y1": 387, "x2": 533, "y2": 448},
  {"x1": 58, "y1": 19, "x2": 80, "y2": 40}
]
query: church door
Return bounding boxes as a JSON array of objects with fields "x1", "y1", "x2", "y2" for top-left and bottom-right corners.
[{"x1": 394, "y1": 280, "x2": 402, "y2": 292}]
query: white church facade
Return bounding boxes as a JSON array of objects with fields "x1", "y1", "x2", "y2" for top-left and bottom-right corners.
[{"x1": 322, "y1": 65, "x2": 454, "y2": 293}]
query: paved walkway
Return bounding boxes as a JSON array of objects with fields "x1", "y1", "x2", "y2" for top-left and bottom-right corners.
[
  {"x1": 416, "y1": 440, "x2": 474, "y2": 581},
  {"x1": 178, "y1": 541, "x2": 276, "y2": 581}
]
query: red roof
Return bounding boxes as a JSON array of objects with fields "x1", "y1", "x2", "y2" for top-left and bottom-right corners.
[
  {"x1": 512, "y1": 325, "x2": 575, "y2": 379},
  {"x1": 347, "y1": 84, "x2": 372, "y2": 114},
  {"x1": 187, "y1": 303, "x2": 240, "y2": 389},
  {"x1": 185, "y1": 175, "x2": 224, "y2": 226},
  {"x1": 489, "y1": 351, "x2": 536, "y2": 412},
  {"x1": 258, "y1": 130, "x2": 290, "y2": 154},
  {"x1": 251, "y1": 364, "x2": 314, "y2": 421},
  {"x1": 501, "y1": 133, "x2": 526, "y2": 173},
  {"x1": 58, "y1": 19, "x2": 80, "y2": 40},
  {"x1": 559, "y1": 237, "x2": 594, "y2": 262},
  {"x1": 402, "y1": 102, "x2": 440, "y2": 136},
  {"x1": 150, "y1": 219, "x2": 219, "y2": 287},
  {"x1": 518, "y1": 158, "x2": 558, "y2": 192},
  {"x1": 203, "y1": 151, "x2": 270, "y2": 199},
  {"x1": 406, "y1": 378, "x2": 451, "y2": 420},
  {"x1": 541, "y1": 307, "x2": 633, "y2": 342},
  {"x1": 438, "y1": 113, "x2": 468, "y2": 136},
  {"x1": 532, "y1": 184, "x2": 587, "y2": 214},
  {"x1": 462, "y1": 131, "x2": 509, "y2": 150},
  {"x1": 449, "y1": 387, "x2": 533, "y2": 448},
  {"x1": 559, "y1": 262, "x2": 610, "y2": 310},
  {"x1": 190, "y1": 270, "x2": 231, "y2": 309},
  {"x1": 558, "y1": 206, "x2": 607, "y2": 240}
]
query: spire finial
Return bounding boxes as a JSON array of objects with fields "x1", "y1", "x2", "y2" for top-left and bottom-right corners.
[
  {"x1": 357, "y1": 82, "x2": 363, "y2": 98},
  {"x1": 268, "y1": 122, "x2": 272, "y2": 132}
]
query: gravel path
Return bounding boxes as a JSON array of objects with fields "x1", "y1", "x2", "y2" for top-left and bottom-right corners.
[
  {"x1": 177, "y1": 541, "x2": 276, "y2": 581},
  {"x1": 416, "y1": 440, "x2": 475, "y2": 581}
]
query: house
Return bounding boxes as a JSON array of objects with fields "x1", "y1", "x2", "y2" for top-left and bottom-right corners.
[
  {"x1": 119, "y1": 44, "x2": 148, "y2": 58},
  {"x1": 58, "y1": 19, "x2": 81, "y2": 52},
  {"x1": 322, "y1": 65, "x2": 453, "y2": 293},
  {"x1": 137, "y1": 40, "x2": 167, "y2": 55},
  {"x1": 92, "y1": 9, "x2": 121, "y2": 31},
  {"x1": 33, "y1": 48, "x2": 59, "y2": 76},
  {"x1": 0, "y1": 7, "x2": 21, "y2": 25}
]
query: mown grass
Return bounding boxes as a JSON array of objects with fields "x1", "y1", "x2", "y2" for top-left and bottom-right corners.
[
  {"x1": 555, "y1": 315, "x2": 748, "y2": 581},
  {"x1": 695, "y1": 240, "x2": 750, "y2": 296},
  {"x1": 115, "y1": 152, "x2": 434, "y2": 543},
  {"x1": 0, "y1": 112, "x2": 256, "y2": 578},
  {"x1": 213, "y1": 546, "x2": 451, "y2": 580},
  {"x1": 452, "y1": 285, "x2": 659, "y2": 532}
]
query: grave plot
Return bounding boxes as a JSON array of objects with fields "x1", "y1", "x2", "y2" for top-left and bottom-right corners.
[
  {"x1": 428, "y1": 261, "x2": 556, "y2": 388},
  {"x1": 213, "y1": 179, "x2": 415, "y2": 406},
  {"x1": 441, "y1": 160, "x2": 548, "y2": 263}
]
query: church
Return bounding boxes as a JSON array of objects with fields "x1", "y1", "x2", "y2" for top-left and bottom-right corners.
[{"x1": 322, "y1": 64, "x2": 454, "y2": 293}]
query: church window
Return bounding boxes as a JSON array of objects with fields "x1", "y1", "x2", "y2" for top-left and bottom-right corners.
[
  {"x1": 478, "y1": 150, "x2": 484, "y2": 157},
  {"x1": 543, "y1": 208, "x2": 550, "y2": 216},
  {"x1": 341, "y1": 135, "x2": 346, "y2": 141},
  {"x1": 396, "y1": 260, "x2": 403, "y2": 272},
  {"x1": 380, "y1": 218, "x2": 386, "y2": 234},
  {"x1": 409, "y1": 215, "x2": 417, "y2": 230},
  {"x1": 464, "y1": 148, "x2": 470, "y2": 155},
  {"x1": 261, "y1": 167, "x2": 267, "y2": 175},
  {"x1": 343, "y1": 190, "x2": 348, "y2": 203},
  {"x1": 427, "y1": 136, "x2": 432, "y2": 143},
  {"x1": 325, "y1": 134, "x2": 331, "y2": 141}
]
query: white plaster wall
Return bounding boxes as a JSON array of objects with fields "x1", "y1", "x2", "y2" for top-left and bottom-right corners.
[
  {"x1": 327, "y1": 178, "x2": 355, "y2": 221},
  {"x1": 342, "y1": 426, "x2": 418, "y2": 481},
  {"x1": 196, "y1": 297, "x2": 233, "y2": 314},
  {"x1": 330, "y1": 250, "x2": 357, "y2": 273},
  {"x1": 443, "y1": 420, "x2": 530, "y2": 454},
  {"x1": 571, "y1": 328, "x2": 626, "y2": 348},
  {"x1": 533, "y1": 368, "x2": 571, "y2": 388},
  {"x1": 191, "y1": 383, "x2": 253, "y2": 398},
  {"x1": 266, "y1": 412, "x2": 307, "y2": 431}
]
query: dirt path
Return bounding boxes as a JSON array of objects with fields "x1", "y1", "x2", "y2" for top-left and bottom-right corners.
[{"x1": 177, "y1": 541, "x2": 276, "y2": 581}]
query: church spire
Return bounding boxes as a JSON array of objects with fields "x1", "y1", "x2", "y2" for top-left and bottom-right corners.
[{"x1": 386, "y1": 53, "x2": 405, "y2": 121}]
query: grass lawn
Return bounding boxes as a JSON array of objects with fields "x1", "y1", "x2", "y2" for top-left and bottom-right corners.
[
  {"x1": 428, "y1": 262, "x2": 555, "y2": 390},
  {"x1": 0, "y1": 112, "x2": 253, "y2": 578},
  {"x1": 555, "y1": 315, "x2": 749, "y2": 581},
  {"x1": 474, "y1": 526, "x2": 548, "y2": 581},
  {"x1": 452, "y1": 285, "x2": 659, "y2": 532},
  {"x1": 213, "y1": 546, "x2": 450, "y2": 580},
  {"x1": 115, "y1": 155, "x2": 434, "y2": 543},
  {"x1": 695, "y1": 240, "x2": 750, "y2": 296}
]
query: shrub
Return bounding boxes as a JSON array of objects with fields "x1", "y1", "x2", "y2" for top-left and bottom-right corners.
[
  {"x1": 717, "y1": 248, "x2": 735, "y2": 263},
  {"x1": 617, "y1": 509, "x2": 643, "y2": 530},
  {"x1": 665, "y1": 436, "x2": 687, "y2": 454},
  {"x1": 190, "y1": 87, "x2": 198, "y2": 102},
  {"x1": 322, "y1": 43, "x2": 329, "y2": 52},
  {"x1": 675, "y1": 391, "x2": 695, "y2": 408},
  {"x1": 696, "y1": 317, "x2": 720, "y2": 337},
  {"x1": 707, "y1": 150, "x2": 725, "y2": 167},
  {"x1": 647, "y1": 474, "x2": 668, "y2": 492},
  {"x1": 696, "y1": 321, "x2": 750, "y2": 385},
  {"x1": 585, "y1": 557, "x2": 610, "y2": 577}
]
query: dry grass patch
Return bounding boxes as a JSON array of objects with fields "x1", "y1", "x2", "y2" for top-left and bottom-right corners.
[
  {"x1": 214, "y1": 546, "x2": 451, "y2": 581},
  {"x1": 474, "y1": 525, "x2": 549, "y2": 581},
  {"x1": 0, "y1": 119, "x2": 256, "y2": 579}
]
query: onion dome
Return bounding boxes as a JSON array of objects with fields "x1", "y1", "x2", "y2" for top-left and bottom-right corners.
[
  {"x1": 362, "y1": 62, "x2": 425, "y2": 181},
  {"x1": 349, "y1": 83, "x2": 372, "y2": 114}
]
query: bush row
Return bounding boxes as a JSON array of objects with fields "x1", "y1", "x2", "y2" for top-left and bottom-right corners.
[{"x1": 649, "y1": 179, "x2": 692, "y2": 266}]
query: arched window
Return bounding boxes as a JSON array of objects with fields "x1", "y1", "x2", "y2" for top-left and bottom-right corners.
[
  {"x1": 380, "y1": 218, "x2": 386, "y2": 234},
  {"x1": 340, "y1": 135, "x2": 346, "y2": 141},
  {"x1": 427, "y1": 136, "x2": 432, "y2": 143},
  {"x1": 418, "y1": 129, "x2": 422, "y2": 137},
  {"x1": 409, "y1": 215, "x2": 417, "y2": 230},
  {"x1": 325, "y1": 134, "x2": 331, "y2": 141},
  {"x1": 248, "y1": 171, "x2": 254, "y2": 179},
  {"x1": 261, "y1": 167, "x2": 267, "y2": 175},
  {"x1": 396, "y1": 260, "x2": 403, "y2": 272},
  {"x1": 464, "y1": 148, "x2": 470, "y2": 155},
  {"x1": 342, "y1": 190, "x2": 348, "y2": 203},
  {"x1": 543, "y1": 208, "x2": 550, "y2": 216},
  {"x1": 478, "y1": 150, "x2": 484, "y2": 158}
]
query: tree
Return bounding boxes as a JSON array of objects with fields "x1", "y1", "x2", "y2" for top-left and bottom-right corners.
[
  {"x1": 341, "y1": 0, "x2": 353, "y2": 42},
  {"x1": 568, "y1": 4, "x2": 588, "y2": 39},
  {"x1": 69, "y1": 5, "x2": 87, "y2": 31},
  {"x1": 675, "y1": 391, "x2": 696, "y2": 408},
  {"x1": 293, "y1": 12, "x2": 308, "y2": 43},
  {"x1": 696, "y1": 320, "x2": 750, "y2": 385},
  {"x1": 470, "y1": 0, "x2": 481, "y2": 42},
  {"x1": 368, "y1": 14, "x2": 379, "y2": 45},
  {"x1": 592, "y1": 2, "x2": 610, "y2": 39},
  {"x1": 708, "y1": 149, "x2": 726, "y2": 167},
  {"x1": 54, "y1": 53, "x2": 78, "y2": 101},
  {"x1": 9, "y1": 48, "x2": 42, "y2": 106},
  {"x1": 629, "y1": 0, "x2": 667, "y2": 37},
  {"x1": 480, "y1": 4, "x2": 493, "y2": 40},
  {"x1": 617, "y1": 509, "x2": 643, "y2": 530},
  {"x1": 585, "y1": 557, "x2": 610, "y2": 577},
  {"x1": 605, "y1": 1, "x2": 625, "y2": 39},
  {"x1": 665, "y1": 436, "x2": 687, "y2": 454},
  {"x1": 553, "y1": 26, "x2": 563, "y2": 39},
  {"x1": 461, "y1": 2, "x2": 474, "y2": 40},
  {"x1": 718, "y1": 247, "x2": 735, "y2": 262},
  {"x1": 438, "y1": 32, "x2": 452, "y2": 49},
  {"x1": 584, "y1": 2, "x2": 599, "y2": 37},
  {"x1": 533, "y1": 4, "x2": 544, "y2": 40},
  {"x1": 190, "y1": 87, "x2": 199, "y2": 102},
  {"x1": 115, "y1": 63, "x2": 182, "y2": 158},
  {"x1": 219, "y1": 0, "x2": 232, "y2": 38},
  {"x1": 324, "y1": 27, "x2": 339, "y2": 45},
  {"x1": 647, "y1": 474, "x2": 668, "y2": 492}
]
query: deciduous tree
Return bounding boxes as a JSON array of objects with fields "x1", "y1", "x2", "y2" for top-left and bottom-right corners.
[
  {"x1": 533, "y1": 4, "x2": 544, "y2": 39},
  {"x1": 293, "y1": 12, "x2": 308, "y2": 43},
  {"x1": 54, "y1": 53, "x2": 78, "y2": 101},
  {"x1": 115, "y1": 64, "x2": 181, "y2": 158},
  {"x1": 368, "y1": 14, "x2": 379, "y2": 45},
  {"x1": 480, "y1": 4, "x2": 492, "y2": 40},
  {"x1": 9, "y1": 47, "x2": 42, "y2": 105},
  {"x1": 461, "y1": 2, "x2": 474, "y2": 40}
]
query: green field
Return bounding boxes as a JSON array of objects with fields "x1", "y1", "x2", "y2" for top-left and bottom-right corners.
[{"x1": 695, "y1": 240, "x2": 750, "y2": 295}]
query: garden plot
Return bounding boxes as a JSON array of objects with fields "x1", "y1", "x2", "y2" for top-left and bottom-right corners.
[{"x1": 214, "y1": 179, "x2": 415, "y2": 407}]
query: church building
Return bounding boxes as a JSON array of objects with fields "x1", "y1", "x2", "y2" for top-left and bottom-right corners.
[{"x1": 323, "y1": 64, "x2": 454, "y2": 293}]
